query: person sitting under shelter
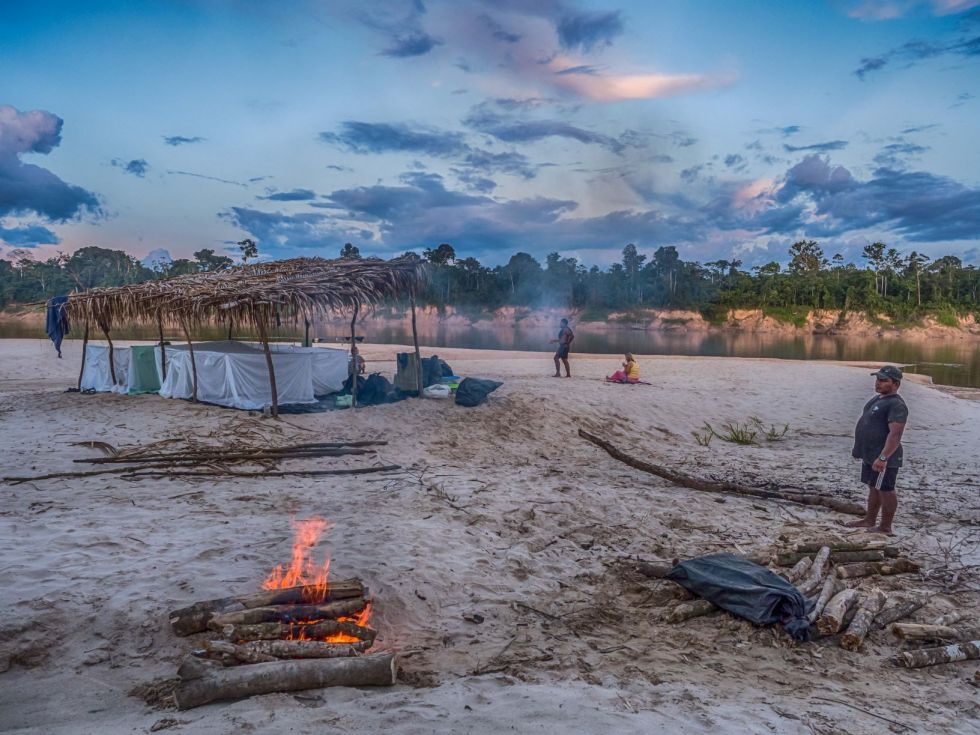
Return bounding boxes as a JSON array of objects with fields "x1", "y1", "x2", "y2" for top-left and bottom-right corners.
[
  {"x1": 349, "y1": 344, "x2": 366, "y2": 376},
  {"x1": 606, "y1": 352, "x2": 640, "y2": 383}
]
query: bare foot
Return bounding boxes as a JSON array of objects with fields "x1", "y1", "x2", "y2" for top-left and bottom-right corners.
[
  {"x1": 870, "y1": 526, "x2": 896, "y2": 536},
  {"x1": 552, "y1": 373, "x2": 561, "y2": 377},
  {"x1": 844, "y1": 519, "x2": 875, "y2": 528}
]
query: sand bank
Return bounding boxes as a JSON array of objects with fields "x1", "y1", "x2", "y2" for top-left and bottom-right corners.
[{"x1": 1, "y1": 338, "x2": 977, "y2": 734}]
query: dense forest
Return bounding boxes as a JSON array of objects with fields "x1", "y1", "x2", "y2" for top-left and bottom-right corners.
[{"x1": 2, "y1": 239, "x2": 978, "y2": 326}]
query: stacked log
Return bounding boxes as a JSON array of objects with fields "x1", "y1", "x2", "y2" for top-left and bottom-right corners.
[
  {"x1": 835, "y1": 559, "x2": 920, "y2": 580},
  {"x1": 873, "y1": 595, "x2": 928, "y2": 630},
  {"x1": 891, "y1": 623, "x2": 980, "y2": 642},
  {"x1": 807, "y1": 570, "x2": 839, "y2": 623},
  {"x1": 167, "y1": 578, "x2": 391, "y2": 708},
  {"x1": 840, "y1": 588, "x2": 886, "y2": 651},
  {"x1": 816, "y1": 589, "x2": 862, "y2": 635},
  {"x1": 784, "y1": 557, "x2": 812, "y2": 584},
  {"x1": 798, "y1": 546, "x2": 831, "y2": 597},
  {"x1": 896, "y1": 641, "x2": 980, "y2": 669}
]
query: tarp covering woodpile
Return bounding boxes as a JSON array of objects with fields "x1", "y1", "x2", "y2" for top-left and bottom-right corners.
[{"x1": 62, "y1": 256, "x2": 429, "y2": 328}]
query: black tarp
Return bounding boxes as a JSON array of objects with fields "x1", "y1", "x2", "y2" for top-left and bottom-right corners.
[
  {"x1": 454, "y1": 377, "x2": 502, "y2": 407},
  {"x1": 46, "y1": 295, "x2": 70, "y2": 357},
  {"x1": 666, "y1": 553, "x2": 813, "y2": 641}
]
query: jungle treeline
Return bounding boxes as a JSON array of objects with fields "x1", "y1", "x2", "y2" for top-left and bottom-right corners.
[{"x1": 2, "y1": 239, "x2": 978, "y2": 326}]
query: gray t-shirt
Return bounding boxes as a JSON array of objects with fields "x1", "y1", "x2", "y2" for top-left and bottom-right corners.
[{"x1": 852, "y1": 393, "x2": 909, "y2": 467}]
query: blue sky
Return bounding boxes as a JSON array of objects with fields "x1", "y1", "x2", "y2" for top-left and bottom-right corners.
[{"x1": 1, "y1": 0, "x2": 978, "y2": 268}]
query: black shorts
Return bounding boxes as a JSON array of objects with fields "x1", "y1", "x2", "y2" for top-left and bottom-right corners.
[
  {"x1": 555, "y1": 345, "x2": 570, "y2": 359},
  {"x1": 861, "y1": 462, "x2": 899, "y2": 492}
]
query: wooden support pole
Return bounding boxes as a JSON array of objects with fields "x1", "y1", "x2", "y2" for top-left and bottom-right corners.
[
  {"x1": 304, "y1": 317, "x2": 311, "y2": 348},
  {"x1": 255, "y1": 317, "x2": 279, "y2": 417},
  {"x1": 157, "y1": 312, "x2": 167, "y2": 381},
  {"x1": 77, "y1": 321, "x2": 89, "y2": 390},
  {"x1": 98, "y1": 320, "x2": 117, "y2": 385},
  {"x1": 180, "y1": 319, "x2": 198, "y2": 403},
  {"x1": 228, "y1": 317, "x2": 233, "y2": 341},
  {"x1": 410, "y1": 292, "x2": 423, "y2": 397},
  {"x1": 350, "y1": 300, "x2": 359, "y2": 409},
  {"x1": 174, "y1": 653, "x2": 397, "y2": 709}
]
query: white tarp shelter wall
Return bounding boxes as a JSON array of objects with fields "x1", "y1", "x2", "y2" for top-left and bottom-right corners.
[
  {"x1": 156, "y1": 341, "x2": 349, "y2": 410},
  {"x1": 79, "y1": 344, "x2": 131, "y2": 394}
]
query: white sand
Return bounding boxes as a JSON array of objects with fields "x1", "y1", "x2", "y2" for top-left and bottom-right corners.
[{"x1": 1, "y1": 338, "x2": 978, "y2": 735}]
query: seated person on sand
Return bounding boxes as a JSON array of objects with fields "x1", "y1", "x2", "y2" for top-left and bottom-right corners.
[{"x1": 606, "y1": 352, "x2": 640, "y2": 383}]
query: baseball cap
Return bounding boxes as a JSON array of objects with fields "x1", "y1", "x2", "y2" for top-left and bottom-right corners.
[{"x1": 871, "y1": 365, "x2": 903, "y2": 380}]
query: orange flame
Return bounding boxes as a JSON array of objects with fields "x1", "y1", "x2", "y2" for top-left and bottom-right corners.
[
  {"x1": 262, "y1": 517, "x2": 373, "y2": 644},
  {"x1": 263, "y1": 516, "x2": 332, "y2": 599}
]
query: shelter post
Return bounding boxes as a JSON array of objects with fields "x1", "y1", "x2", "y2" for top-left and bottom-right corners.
[
  {"x1": 227, "y1": 317, "x2": 233, "y2": 341},
  {"x1": 157, "y1": 312, "x2": 167, "y2": 381},
  {"x1": 77, "y1": 321, "x2": 89, "y2": 390},
  {"x1": 410, "y1": 293, "x2": 423, "y2": 397},
  {"x1": 350, "y1": 301, "x2": 359, "y2": 409},
  {"x1": 256, "y1": 318, "x2": 279, "y2": 417},
  {"x1": 180, "y1": 319, "x2": 199, "y2": 403},
  {"x1": 98, "y1": 320, "x2": 117, "y2": 385},
  {"x1": 304, "y1": 318, "x2": 311, "y2": 348}
]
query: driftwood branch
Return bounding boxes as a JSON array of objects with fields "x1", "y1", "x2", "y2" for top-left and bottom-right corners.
[
  {"x1": 835, "y1": 559, "x2": 920, "y2": 579},
  {"x1": 174, "y1": 653, "x2": 397, "y2": 709},
  {"x1": 578, "y1": 429, "x2": 864, "y2": 515},
  {"x1": 121, "y1": 465, "x2": 402, "y2": 481}
]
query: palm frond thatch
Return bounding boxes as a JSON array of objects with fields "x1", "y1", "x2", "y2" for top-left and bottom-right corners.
[{"x1": 63, "y1": 256, "x2": 429, "y2": 329}]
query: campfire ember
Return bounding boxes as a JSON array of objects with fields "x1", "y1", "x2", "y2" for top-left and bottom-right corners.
[{"x1": 166, "y1": 517, "x2": 395, "y2": 708}]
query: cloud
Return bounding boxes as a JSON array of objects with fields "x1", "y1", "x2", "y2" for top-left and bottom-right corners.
[
  {"x1": 783, "y1": 140, "x2": 849, "y2": 152},
  {"x1": 724, "y1": 153, "x2": 748, "y2": 172},
  {"x1": 854, "y1": 19, "x2": 980, "y2": 78},
  {"x1": 843, "y1": 0, "x2": 980, "y2": 20},
  {"x1": 320, "y1": 121, "x2": 469, "y2": 157},
  {"x1": 463, "y1": 100, "x2": 630, "y2": 153},
  {"x1": 258, "y1": 188, "x2": 317, "y2": 201},
  {"x1": 380, "y1": 31, "x2": 443, "y2": 57},
  {"x1": 548, "y1": 63, "x2": 737, "y2": 102},
  {"x1": 222, "y1": 207, "x2": 371, "y2": 252},
  {"x1": 112, "y1": 158, "x2": 149, "y2": 177},
  {"x1": 459, "y1": 148, "x2": 536, "y2": 178},
  {"x1": 479, "y1": 13, "x2": 521, "y2": 43},
  {"x1": 163, "y1": 135, "x2": 205, "y2": 146},
  {"x1": 0, "y1": 223, "x2": 59, "y2": 246},
  {"x1": 0, "y1": 105, "x2": 101, "y2": 222},
  {"x1": 556, "y1": 10, "x2": 623, "y2": 52},
  {"x1": 873, "y1": 140, "x2": 928, "y2": 167},
  {"x1": 950, "y1": 91, "x2": 975, "y2": 106},
  {"x1": 855, "y1": 56, "x2": 889, "y2": 79},
  {"x1": 772, "y1": 153, "x2": 980, "y2": 241}
]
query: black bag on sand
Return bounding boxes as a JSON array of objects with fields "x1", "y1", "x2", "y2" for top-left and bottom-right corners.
[
  {"x1": 454, "y1": 378, "x2": 502, "y2": 407},
  {"x1": 666, "y1": 553, "x2": 813, "y2": 641}
]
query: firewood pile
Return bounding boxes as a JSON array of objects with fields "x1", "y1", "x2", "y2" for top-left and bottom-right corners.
[
  {"x1": 643, "y1": 540, "x2": 978, "y2": 671},
  {"x1": 163, "y1": 517, "x2": 396, "y2": 709}
]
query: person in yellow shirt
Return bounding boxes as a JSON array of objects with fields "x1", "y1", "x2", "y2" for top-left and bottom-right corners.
[{"x1": 606, "y1": 352, "x2": 639, "y2": 383}]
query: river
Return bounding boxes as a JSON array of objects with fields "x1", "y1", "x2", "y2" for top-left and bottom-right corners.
[{"x1": 4, "y1": 321, "x2": 979, "y2": 388}]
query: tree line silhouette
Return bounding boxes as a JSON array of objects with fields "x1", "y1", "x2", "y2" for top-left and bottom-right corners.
[{"x1": 2, "y1": 239, "x2": 977, "y2": 325}]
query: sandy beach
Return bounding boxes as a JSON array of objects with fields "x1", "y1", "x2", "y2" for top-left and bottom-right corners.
[{"x1": 1, "y1": 337, "x2": 978, "y2": 734}]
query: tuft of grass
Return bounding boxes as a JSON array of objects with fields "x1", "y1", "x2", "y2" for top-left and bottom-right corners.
[
  {"x1": 692, "y1": 422, "x2": 715, "y2": 446},
  {"x1": 762, "y1": 305, "x2": 810, "y2": 328},
  {"x1": 718, "y1": 421, "x2": 757, "y2": 445},
  {"x1": 749, "y1": 416, "x2": 790, "y2": 441}
]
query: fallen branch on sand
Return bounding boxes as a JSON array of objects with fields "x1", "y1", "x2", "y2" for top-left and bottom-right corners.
[
  {"x1": 174, "y1": 654, "x2": 397, "y2": 709},
  {"x1": 578, "y1": 429, "x2": 864, "y2": 515},
  {"x1": 118, "y1": 465, "x2": 402, "y2": 481},
  {"x1": 896, "y1": 640, "x2": 980, "y2": 669}
]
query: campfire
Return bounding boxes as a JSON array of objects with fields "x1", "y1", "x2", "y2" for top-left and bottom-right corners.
[{"x1": 167, "y1": 517, "x2": 396, "y2": 709}]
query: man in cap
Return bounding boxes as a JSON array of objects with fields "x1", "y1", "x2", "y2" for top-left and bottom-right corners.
[{"x1": 847, "y1": 366, "x2": 909, "y2": 535}]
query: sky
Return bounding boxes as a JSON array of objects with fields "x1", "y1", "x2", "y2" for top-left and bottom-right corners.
[{"x1": 1, "y1": 0, "x2": 979, "y2": 269}]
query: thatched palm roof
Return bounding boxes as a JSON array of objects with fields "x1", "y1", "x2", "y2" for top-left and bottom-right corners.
[{"x1": 64, "y1": 256, "x2": 429, "y2": 329}]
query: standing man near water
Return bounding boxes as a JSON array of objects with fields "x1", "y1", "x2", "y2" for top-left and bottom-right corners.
[
  {"x1": 551, "y1": 318, "x2": 574, "y2": 378},
  {"x1": 847, "y1": 366, "x2": 908, "y2": 535}
]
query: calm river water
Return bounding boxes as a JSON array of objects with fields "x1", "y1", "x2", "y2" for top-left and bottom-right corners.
[{"x1": 4, "y1": 321, "x2": 979, "y2": 388}]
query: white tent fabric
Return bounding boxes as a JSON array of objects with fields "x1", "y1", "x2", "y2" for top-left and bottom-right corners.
[
  {"x1": 79, "y1": 344, "x2": 131, "y2": 394},
  {"x1": 156, "y1": 341, "x2": 349, "y2": 410}
]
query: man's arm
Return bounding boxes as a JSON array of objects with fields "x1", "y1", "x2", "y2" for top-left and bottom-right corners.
[{"x1": 872, "y1": 422, "x2": 905, "y2": 472}]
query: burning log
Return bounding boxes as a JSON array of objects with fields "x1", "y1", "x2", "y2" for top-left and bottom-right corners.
[
  {"x1": 871, "y1": 594, "x2": 928, "y2": 630},
  {"x1": 174, "y1": 653, "x2": 397, "y2": 709},
  {"x1": 896, "y1": 641, "x2": 980, "y2": 669},
  {"x1": 203, "y1": 640, "x2": 278, "y2": 664},
  {"x1": 220, "y1": 619, "x2": 376, "y2": 644},
  {"x1": 816, "y1": 589, "x2": 862, "y2": 636},
  {"x1": 208, "y1": 598, "x2": 367, "y2": 628},
  {"x1": 236, "y1": 640, "x2": 370, "y2": 659},
  {"x1": 840, "y1": 588, "x2": 886, "y2": 651},
  {"x1": 784, "y1": 557, "x2": 812, "y2": 584},
  {"x1": 577, "y1": 429, "x2": 865, "y2": 515},
  {"x1": 890, "y1": 623, "x2": 980, "y2": 642},
  {"x1": 666, "y1": 599, "x2": 717, "y2": 623},
  {"x1": 807, "y1": 570, "x2": 839, "y2": 623},
  {"x1": 835, "y1": 559, "x2": 920, "y2": 579},
  {"x1": 169, "y1": 578, "x2": 367, "y2": 636}
]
